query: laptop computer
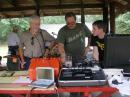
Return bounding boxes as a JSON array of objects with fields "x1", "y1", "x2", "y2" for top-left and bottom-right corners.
[{"x1": 29, "y1": 67, "x2": 54, "y2": 88}]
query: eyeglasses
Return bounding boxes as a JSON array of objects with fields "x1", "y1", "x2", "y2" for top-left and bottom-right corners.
[{"x1": 31, "y1": 37, "x2": 34, "y2": 45}]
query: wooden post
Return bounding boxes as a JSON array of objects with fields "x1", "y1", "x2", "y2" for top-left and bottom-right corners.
[
  {"x1": 81, "y1": 0, "x2": 85, "y2": 24},
  {"x1": 81, "y1": 7, "x2": 85, "y2": 24},
  {"x1": 103, "y1": 0, "x2": 109, "y2": 33},
  {"x1": 36, "y1": 8, "x2": 40, "y2": 16},
  {"x1": 110, "y1": 2, "x2": 115, "y2": 33},
  {"x1": 34, "y1": 0, "x2": 40, "y2": 16}
]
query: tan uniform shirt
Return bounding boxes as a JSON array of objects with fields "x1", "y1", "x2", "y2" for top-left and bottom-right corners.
[{"x1": 20, "y1": 29, "x2": 55, "y2": 58}]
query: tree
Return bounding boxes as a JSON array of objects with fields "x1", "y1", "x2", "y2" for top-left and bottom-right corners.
[
  {"x1": 0, "y1": 18, "x2": 29, "y2": 42},
  {"x1": 116, "y1": 12, "x2": 130, "y2": 34}
]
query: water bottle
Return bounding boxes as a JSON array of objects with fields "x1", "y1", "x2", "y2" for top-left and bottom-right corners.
[{"x1": 65, "y1": 55, "x2": 72, "y2": 67}]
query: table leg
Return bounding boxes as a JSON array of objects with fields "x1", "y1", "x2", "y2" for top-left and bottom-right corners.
[
  {"x1": 11, "y1": 94, "x2": 35, "y2": 97},
  {"x1": 98, "y1": 92, "x2": 113, "y2": 97},
  {"x1": 83, "y1": 92, "x2": 91, "y2": 97},
  {"x1": 11, "y1": 94, "x2": 25, "y2": 97}
]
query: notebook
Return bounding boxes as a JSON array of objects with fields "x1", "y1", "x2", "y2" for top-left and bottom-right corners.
[{"x1": 29, "y1": 67, "x2": 54, "y2": 88}]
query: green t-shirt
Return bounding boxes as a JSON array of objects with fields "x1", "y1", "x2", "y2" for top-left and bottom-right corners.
[{"x1": 57, "y1": 23, "x2": 91, "y2": 58}]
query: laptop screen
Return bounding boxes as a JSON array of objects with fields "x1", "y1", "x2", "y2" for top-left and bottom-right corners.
[{"x1": 36, "y1": 67, "x2": 54, "y2": 80}]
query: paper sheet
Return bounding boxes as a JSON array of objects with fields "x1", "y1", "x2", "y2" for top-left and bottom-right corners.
[
  {"x1": 13, "y1": 71, "x2": 28, "y2": 76},
  {"x1": 13, "y1": 76, "x2": 32, "y2": 83},
  {"x1": 108, "y1": 75, "x2": 130, "y2": 96}
]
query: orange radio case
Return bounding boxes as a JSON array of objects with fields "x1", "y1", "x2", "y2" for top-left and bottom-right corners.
[{"x1": 29, "y1": 58, "x2": 61, "y2": 80}]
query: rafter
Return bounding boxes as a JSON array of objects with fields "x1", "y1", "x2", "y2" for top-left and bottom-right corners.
[
  {"x1": 6, "y1": 0, "x2": 18, "y2": 7},
  {"x1": 0, "y1": 4, "x2": 103, "y2": 12},
  {"x1": 0, "y1": 12, "x2": 9, "y2": 18}
]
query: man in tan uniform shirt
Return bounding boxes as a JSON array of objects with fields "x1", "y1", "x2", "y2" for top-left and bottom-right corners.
[{"x1": 19, "y1": 15, "x2": 55, "y2": 70}]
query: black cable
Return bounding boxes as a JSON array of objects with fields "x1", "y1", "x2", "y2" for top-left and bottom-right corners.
[
  {"x1": 35, "y1": 35, "x2": 43, "y2": 57},
  {"x1": 26, "y1": 87, "x2": 37, "y2": 97},
  {"x1": 54, "y1": 83, "x2": 59, "y2": 97},
  {"x1": 39, "y1": 30, "x2": 46, "y2": 56},
  {"x1": 31, "y1": 37, "x2": 34, "y2": 45},
  {"x1": 31, "y1": 37, "x2": 34, "y2": 57}
]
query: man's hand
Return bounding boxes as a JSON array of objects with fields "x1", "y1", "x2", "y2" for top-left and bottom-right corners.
[
  {"x1": 30, "y1": 29, "x2": 39, "y2": 35},
  {"x1": 44, "y1": 49, "x2": 50, "y2": 57},
  {"x1": 21, "y1": 61, "x2": 26, "y2": 69},
  {"x1": 18, "y1": 47, "x2": 26, "y2": 69},
  {"x1": 84, "y1": 46, "x2": 92, "y2": 56}
]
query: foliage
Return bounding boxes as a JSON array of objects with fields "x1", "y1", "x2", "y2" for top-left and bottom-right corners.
[
  {"x1": 0, "y1": 18, "x2": 29, "y2": 42},
  {"x1": 116, "y1": 12, "x2": 130, "y2": 34},
  {"x1": 41, "y1": 16, "x2": 65, "y2": 24},
  {"x1": 0, "y1": 21, "x2": 10, "y2": 42},
  {"x1": 85, "y1": 15, "x2": 103, "y2": 22}
]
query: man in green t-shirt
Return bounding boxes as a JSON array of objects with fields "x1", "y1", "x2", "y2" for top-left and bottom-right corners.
[{"x1": 57, "y1": 12, "x2": 91, "y2": 64}]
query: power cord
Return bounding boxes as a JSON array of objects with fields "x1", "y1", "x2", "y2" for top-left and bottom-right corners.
[
  {"x1": 26, "y1": 82, "x2": 58, "y2": 97},
  {"x1": 35, "y1": 35, "x2": 44, "y2": 57},
  {"x1": 26, "y1": 87, "x2": 37, "y2": 97},
  {"x1": 54, "y1": 82, "x2": 59, "y2": 97}
]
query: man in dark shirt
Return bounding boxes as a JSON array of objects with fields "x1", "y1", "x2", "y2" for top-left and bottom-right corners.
[
  {"x1": 57, "y1": 12, "x2": 91, "y2": 97},
  {"x1": 57, "y1": 12, "x2": 91, "y2": 65},
  {"x1": 90, "y1": 20, "x2": 107, "y2": 68}
]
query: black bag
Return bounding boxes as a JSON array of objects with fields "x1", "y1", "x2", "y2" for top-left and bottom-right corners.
[
  {"x1": 7, "y1": 56, "x2": 20, "y2": 71},
  {"x1": 8, "y1": 45, "x2": 19, "y2": 55}
]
